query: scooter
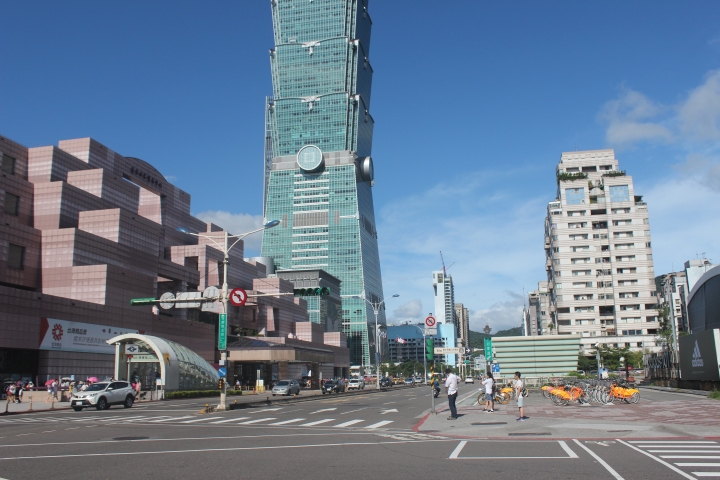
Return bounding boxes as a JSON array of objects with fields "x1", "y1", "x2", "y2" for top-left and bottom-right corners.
[{"x1": 433, "y1": 386, "x2": 441, "y2": 398}]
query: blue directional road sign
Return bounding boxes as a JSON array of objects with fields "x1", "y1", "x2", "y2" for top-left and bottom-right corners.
[
  {"x1": 491, "y1": 363, "x2": 500, "y2": 374},
  {"x1": 217, "y1": 367, "x2": 227, "y2": 378}
]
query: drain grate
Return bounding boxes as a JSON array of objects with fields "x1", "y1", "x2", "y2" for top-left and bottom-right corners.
[
  {"x1": 113, "y1": 437, "x2": 149, "y2": 441},
  {"x1": 508, "y1": 432, "x2": 551, "y2": 436},
  {"x1": 471, "y1": 422, "x2": 507, "y2": 425}
]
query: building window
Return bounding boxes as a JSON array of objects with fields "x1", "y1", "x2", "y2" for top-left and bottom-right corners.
[
  {"x1": 1, "y1": 154, "x2": 16, "y2": 175},
  {"x1": 565, "y1": 188, "x2": 585, "y2": 205},
  {"x1": 4, "y1": 192, "x2": 19, "y2": 216},
  {"x1": 609, "y1": 185, "x2": 630, "y2": 203},
  {"x1": 8, "y1": 243, "x2": 25, "y2": 270}
]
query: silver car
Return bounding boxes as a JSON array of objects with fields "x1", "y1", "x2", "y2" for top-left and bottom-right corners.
[
  {"x1": 71, "y1": 381, "x2": 136, "y2": 411},
  {"x1": 347, "y1": 378, "x2": 365, "y2": 390},
  {"x1": 272, "y1": 379, "x2": 300, "y2": 396}
]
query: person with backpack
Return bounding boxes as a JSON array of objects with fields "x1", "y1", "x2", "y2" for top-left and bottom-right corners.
[{"x1": 481, "y1": 373, "x2": 495, "y2": 413}]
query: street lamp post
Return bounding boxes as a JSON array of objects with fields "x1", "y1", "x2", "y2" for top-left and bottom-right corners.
[
  {"x1": 358, "y1": 294, "x2": 399, "y2": 389},
  {"x1": 177, "y1": 219, "x2": 280, "y2": 410}
]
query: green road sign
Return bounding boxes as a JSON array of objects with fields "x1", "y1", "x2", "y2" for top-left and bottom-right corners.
[
  {"x1": 464, "y1": 360, "x2": 470, "y2": 365},
  {"x1": 218, "y1": 313, "x2": 227, "y2": 350},
  {"x1": 484, "y1": 337, "x2": 493, "y2": 362},
  {"x1": 130, "y1": 298, "x2": 157, "y2": 306}
]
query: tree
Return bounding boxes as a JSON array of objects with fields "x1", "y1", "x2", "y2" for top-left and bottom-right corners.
[
  {"x1": 578, "y1": 354, "x2": 595, "y2": 372},
  {"x1": 655, "y1": 304, "x2": 674, "y2": 347}
]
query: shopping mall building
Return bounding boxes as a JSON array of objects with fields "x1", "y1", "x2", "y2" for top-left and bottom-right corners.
[{"x1": 0, "y1": 134, "x2": 349, "y2": 389}]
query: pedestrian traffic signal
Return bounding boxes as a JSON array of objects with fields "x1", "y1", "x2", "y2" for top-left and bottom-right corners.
[
  {"x1": 293, "y1": 287, "x2": 331, "y2": 296},
  {"x1": 218, "y1": 378, "x2": 224, "y2": 389},
  {"x1": 426, "y1": 337, "x2": 434, "y2": 361}
]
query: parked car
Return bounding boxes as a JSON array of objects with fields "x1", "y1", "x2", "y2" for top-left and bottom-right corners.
[
  {"x1": 322, "y1": 379, "x2": 346, "y2": 394},
  {"x1": 71, "y1": 381, "x2": 135, "y2": 411},
  {"x1": 404, "y1": 378, "x2": 415, "y2": 386},
  {"x1": 465, "y1": 376, "x2": 474, "y2": 384},
  {"x1": 347, "y1": 378, "x2": 365, "y2": 390},
  {"x1": 379, "y1": 377, "x2": 393, "y2": 388},
  {"x1": 272, "y1": 379, "x2": 301, "y2": 396}
]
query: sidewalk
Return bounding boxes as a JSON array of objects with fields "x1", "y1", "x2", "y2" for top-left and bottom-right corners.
[
  {"x1": 3, "y1": 399, "x2": 71, "y2": 414},
  {"x1": 415, "y1": 389, "x2": 720, "y2": 439}
]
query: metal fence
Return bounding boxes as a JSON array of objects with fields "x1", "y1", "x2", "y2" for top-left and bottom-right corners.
[{"x1": 643, "y1": 350, "x2": 678, "y2": 379}]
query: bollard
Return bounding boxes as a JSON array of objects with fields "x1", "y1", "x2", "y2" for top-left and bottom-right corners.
[{"x1": 29, "y1": 395, "x2": 33, "y2": 412}]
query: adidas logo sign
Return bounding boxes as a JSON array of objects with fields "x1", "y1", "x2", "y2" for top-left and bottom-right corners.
[{"x1": 692, "y1": 340, "x2": 704, "y2": 367}]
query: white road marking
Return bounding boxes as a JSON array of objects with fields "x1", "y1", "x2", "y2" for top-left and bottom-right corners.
[
  {"x1": 365, "y1": 421, "x2": 393, "y2": 429},
  {"x1": 650, "y1": 450, "x2": 720, "y2": 453},
  {"x1": 637, "y1": 446, "x2": 720, "y2": 449},
  {"x1": 0, "y1": 438, "x2": 455, "y2": 460},
  {"x1": 449, "y1": 440, "x2": 467, "y2": 459},
  {"x1": 341, "y1": 407, "x2": 369, "y2": 415},
  {"x1": 151, "y1": 416, "x2": 194, "y2": 423},
  {"x1": 238, "y1": 418, "x2": 277, "y2": 424},
  {"x1": 661, "y1": 456, "x2": 720, "y2": 459},
  {"x1": 616, "y1": 439, "x2": 696, "y2": 480},
  {"x1": 380, "y1": 409, "x2": 398, "y2": 415},
  {"x1": 572, "y1": 439, "x2": 623, "y2": 479},
  {"x1": 249, "y1": 408, "x2": 281, "y2": 413},
  {"x1": 334, "y1": 420, "x2": 364, "y2": 428},
  {"x1": 692, "y1": 474, "x2": 720, "y2": 477},
  {"x1": 210, "y1": 417, "x2": 250, "y2": 424},
  {"x1": 269, "y1": 418, "x2": 306, "y2": 425},
  {"x1": 301, "y1": 419, "x2": 335, "y2": 426},
  {"x1": 310, "y1": 408, "x2": 336, "y2": 414},
  {"x1": 180, "y1": 417, "x2": 216, "y2": 424},
  {"x1": 629, "y1": 441, "x2": 716, "y2": 444},
  {"x1": 676, "y1": 463, "x2": 720, "y2": 467},
  {"x1": 41, "y1": 431, "x2": 56, "y2": 433}
]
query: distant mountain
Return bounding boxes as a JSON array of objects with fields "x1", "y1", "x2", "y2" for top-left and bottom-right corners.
[{"x1": 468, "y1": 326, "x2": 523, "y2": 350}]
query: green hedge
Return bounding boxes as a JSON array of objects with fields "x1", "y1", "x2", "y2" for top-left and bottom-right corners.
[{"x1": 165, "y1": 389, "x2": 244, "y2": 399}]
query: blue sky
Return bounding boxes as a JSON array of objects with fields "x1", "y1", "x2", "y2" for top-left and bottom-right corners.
[{"x1": 2, "y1": 1, "x2": 720, "y2": 332}]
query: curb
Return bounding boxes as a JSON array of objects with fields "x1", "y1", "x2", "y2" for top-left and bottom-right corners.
[
  {"x1": 639, "y1": 385, "x2": 711, "y2": 397},
  {"x1": 228, "y1": 384, "x2": 419, "y2": 410}
]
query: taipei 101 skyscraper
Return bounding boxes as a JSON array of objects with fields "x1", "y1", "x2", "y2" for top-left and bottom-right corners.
[{"x1": 261, "y1": 0, "x2": 386, "y2": 367}]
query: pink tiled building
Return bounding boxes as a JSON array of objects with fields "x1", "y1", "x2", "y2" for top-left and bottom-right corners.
[{"x1": 0, "y1": 135, "x2": 348, "y2": 386}]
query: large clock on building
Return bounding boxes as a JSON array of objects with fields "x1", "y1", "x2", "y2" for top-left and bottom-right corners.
[{"x1": 297, "y1": 145, "x2": 324, "y2": 172}]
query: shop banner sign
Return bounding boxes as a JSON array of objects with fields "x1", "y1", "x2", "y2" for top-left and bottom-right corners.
[
  {"x1": 679, "y1": 329, "x2": 720, "y2": 381},
  {"x1": 39, "y1": 318, "x2": 138, "y2": 354}
]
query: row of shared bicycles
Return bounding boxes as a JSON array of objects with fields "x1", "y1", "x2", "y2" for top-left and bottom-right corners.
[{"x1": 541, "y1": 378, "x2": 640, "y2": 406}]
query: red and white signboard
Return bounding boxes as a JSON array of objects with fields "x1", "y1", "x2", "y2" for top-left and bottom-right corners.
[
  {"x1": 425, "y1": 315, "x2": 436, "y2": 327},
  {"x1": 38, "y1": 318, "x2": 138, "y2": 354},
  {"x1": 229, "y1": 288, "x2": 248, "y2": 307},
  {"x1": 396, "y1": 337, "x2": 407, "y2": 344}
]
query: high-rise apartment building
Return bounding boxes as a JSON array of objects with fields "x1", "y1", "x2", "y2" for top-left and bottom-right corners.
[
  {"x1": 432, "y1": 270, "x2": 457, "y2": 364},
  {"x1": 527, "y1": 281, "x2": 551, "y2": 336},
  {"x1": 544, "y1": 149, "x2": 659, "y2": 353},
  {"x1": 261, "y1": 0, "x2": 385, "y2": 366}
]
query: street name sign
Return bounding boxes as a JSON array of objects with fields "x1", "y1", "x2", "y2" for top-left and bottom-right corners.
[
  {"x1": 218, "y1": 313, "x2": 227, "y2": 350},
  {"x1": 433, "y1": 347, "x2": 463, "y2": 355},
  {"x1": 424, "y1": 327, "x2": 437, "y2": 336}
]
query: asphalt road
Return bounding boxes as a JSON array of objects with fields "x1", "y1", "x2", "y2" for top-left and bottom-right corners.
[{"x1": 1, "y1": 386, "x2": 718, "y2": 479}]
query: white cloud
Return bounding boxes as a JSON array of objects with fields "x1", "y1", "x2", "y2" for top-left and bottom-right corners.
[
  {"x1": 389, "y1": 299, "x2": 424, "y2": 324},
  {"x1": 679, "y1": 70, "x2": 720, "y2": 141},
  {"x1": 641, "y1": 156, "x2": 720, "y2": 273},
  {"x1": 599, "y1": 89, "x2": 673, "y2": 145},
  {"x1": 600, "y1": 69, "x2": 720, "y2": 147},
  {"x1": 378, "y1": 169, "x2": 544, "y2": 336},
  {"x1": 194, "y1": 210, "x2": 264, "y2": 255}
]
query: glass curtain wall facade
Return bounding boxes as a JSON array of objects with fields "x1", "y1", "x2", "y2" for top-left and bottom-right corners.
[{"x1": 261, "y1": 0, "x2": 385, "y2": 367}]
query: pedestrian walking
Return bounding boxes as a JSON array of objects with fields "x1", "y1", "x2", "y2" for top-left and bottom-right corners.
[
  {"x1": 51, "y1": 380, "x2": 59, "y2": 402},
  {"x1": 444, "y1": 368, "x2": 459, "y2": 420},
  {"x1": 6, "y1": 384, "x2": 16, "y2": 404},
  {"x1": 15, "y1": 382, "x2": 23, "y2": 403},
  {"x1": 46, "y1": 382, "x2": 53, "y2": 402},
  {"x1": 514, "y1": 371, "x2": 527, "y2": 421},
  {"x1": 482, "y1": 373, "x2": 495, "y2": 413},
  {"x1": 135, "y1": 380, "x2": 142, "y2": 400}
]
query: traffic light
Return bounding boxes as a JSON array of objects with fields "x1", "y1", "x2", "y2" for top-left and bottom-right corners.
[
  {"x1": 426, "y1": 337, "x2": 434, "y2": 361},
  {"x1": 218, "y1": 378, "x2": 224, "y2": 390},
  {"x1": 293, "y1": 287, "x2": 331, "y2": 296}
]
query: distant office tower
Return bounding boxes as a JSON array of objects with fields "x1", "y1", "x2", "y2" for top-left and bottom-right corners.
[
  {"x1": 544, "y1": 149, "x2": 659, "y2": 353},
  {"x1": 261, "y1": 0, "x2": 385, "y2": 367},
  {"x1": 454, "y1": 303, "x2": 470, "y2": 347},
  {"x1": 527, "y1": 281, "x2": 551, "y2": 336},
  {"x1": 432, "y1": 270, "x2": 457, "y2": 364}
]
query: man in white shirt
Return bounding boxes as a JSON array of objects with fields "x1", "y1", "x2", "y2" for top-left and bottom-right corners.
[{"x1": 444, "y1": 368, "x2": 459, "y2": 420}]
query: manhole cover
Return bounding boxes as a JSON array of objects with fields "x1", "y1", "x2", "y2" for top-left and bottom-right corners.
[
  {"x1": 471, "y1": 422, "x2": 507, "y2": 425},
  {"x1": 508, "y1": 432, "x2": 551, "y2": 436},
  {"x1": 113, "y1": 437, "x2": 149, "y2": 441}
]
